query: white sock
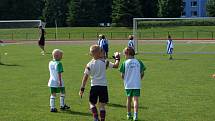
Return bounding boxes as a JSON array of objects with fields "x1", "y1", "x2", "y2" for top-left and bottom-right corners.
[
  {"x1": 50, "y1": 95, "x2": 55, "y2": 109},
  {"x1": 60, "y1": 95, "x2": 65, "y2": 107},
  {"x1": 134, "y1": 112, "x2": 138, "y2": 119}
]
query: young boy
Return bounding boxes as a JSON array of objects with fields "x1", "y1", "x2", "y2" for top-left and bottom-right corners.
[
  {"x1": 79, "y1": 45, "x2": 120, "y2": 121},
  {"x1": 119, "y1": 47, "x2": 146, "y2": 121},
  {"x1": 48, "y1": 49, "x2": 70, "y2": 112},
  {"x1": 128, "y1": 35, "x2": 135, "y2": 50},
  {"x1": 98, "y1": 35, "x2": 109, "y2": 58},
  {"x1": 167, "y1": 35, "x2": 174, "y2": 60},
  {"x1": 38, "y1": 26, "x2": 46, "y2": 55}
]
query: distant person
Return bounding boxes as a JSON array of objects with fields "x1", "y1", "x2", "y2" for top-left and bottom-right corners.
[
  {"x1": 48, "y1": 49, "x2": 70, "y2": 112},
  {"x1": 79, "y1": 45, "x2": 120, "y2": 121},
  {"x1": 97, "y1": 34, "x2": 103, "y2": 45},
  {"x1": 167, "y1": 35, "x2": 174, "y2": 60},
  {"x1": 38, "y1": 26, "x2": 46, "y2": 55},
  {"x1": 128, "y1": 35, "x2": 135, "y2": 51},
  {"x1": 98, "y1": 35, "x2": 109, "y2": 58},
  {"x1": 119, "y1": 47, "x2": 146, "y2": 121}
]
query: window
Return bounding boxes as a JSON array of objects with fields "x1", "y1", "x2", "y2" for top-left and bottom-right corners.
[
  {"x1": 191, "y1": 1, "x2": 197, "y2": 7},
  {"x1": 191, "y1": 11, "x2": 197, "y2": 16}
]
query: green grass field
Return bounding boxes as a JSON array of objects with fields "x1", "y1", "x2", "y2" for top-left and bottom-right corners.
[{"x1": 0, "y1": 42, "x2": 215, "y2": 121}]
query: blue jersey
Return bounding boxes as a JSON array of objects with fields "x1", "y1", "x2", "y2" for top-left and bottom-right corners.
[
  {"x1": 99, "y1": 39, "x2": 109, "y2": 52},
  {"x1": 128, "y1": 39, "x2": 135, "y2": 50},
  {"x1": 167, "y1": 39, "x2": 173, "y2": 54}
]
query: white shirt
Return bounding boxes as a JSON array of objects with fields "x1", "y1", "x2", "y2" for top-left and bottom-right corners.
[
  {"x1": 48, "y1": 60, "x2": 64, "y2": 87},
  {"x1": 128, "y1": 39, "x2": 135, "y2": 50},
  {"x1": 120, "y1": 59, "x2": 145, "y2": 89},
  {"x1": 84, "y1": 59, "x2": 114, "y2": 86}
]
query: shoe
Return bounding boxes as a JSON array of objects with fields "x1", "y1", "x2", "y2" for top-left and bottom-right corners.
[
  {"x1": 127, "y1": 115, "x2": 133, "y2": 120},
  {"x1": 60, "y1": 104, "x2": 70, "y2": 110},
  {"x1": 133, "y1": 117, "x2": 138, "y2": 121},
  {"x1": 50, "y1": 108, "x2": 57, "y2": 112},
  {"x1": 94, "y1": 118, "x2": 100, "y2": 121}
]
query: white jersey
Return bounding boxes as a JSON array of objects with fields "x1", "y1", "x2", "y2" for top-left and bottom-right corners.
[
  {"x1": 48, "y1": 60, "x2": 64, "y2": 87},
  {"x1": 128, "y1": 39, "x2": 135, "y2": 50},
  {"x1": 84, "y1": 59, "x2": 114, "y2": 86},
  {"x1": 167, "y1": 39, "x2": 174, "y2": 54},
  {"x1": 119, "y1": 59, "x2": 146, "y2": 89}
]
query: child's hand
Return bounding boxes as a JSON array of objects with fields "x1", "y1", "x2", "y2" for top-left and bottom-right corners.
[
  {"x1": 79, "y1": 87, "x2": 85, "y2": 98},
  {"x1": 58, "y1": 81, "x2": 62, "y2": 87},
  {"x1": 113, "y1": 52, "x2": 120, "y2": 60},
  {"x1": 212, "y1": 74, "x2": 215, "y2": 78}
]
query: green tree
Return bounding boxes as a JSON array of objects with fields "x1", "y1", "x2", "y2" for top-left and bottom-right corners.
[
  {"x1": 207, "y1": 0, "x2": 215, "y2": 17},
  {"x1": 139, "y1": 0, "x2": 158, "y2": 18},
  {"x1": 112, "y1": 0, "x2": 142, "y2": 27},
  {"x1": 0, "y1": 0, "x2": 44, "y2": 20},
  {"x1": 43, "y1": 0, "x2": 69, "y2": 27},
  {"x1": 158, "y1": 0, "x2": 183, "y2": 17}
]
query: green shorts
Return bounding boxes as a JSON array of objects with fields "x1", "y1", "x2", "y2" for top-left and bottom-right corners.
[
  {"x1": 125, "y1": 89, "x2": 140, "y2": 97},
  {"x1": 50, "y1": 87, "x2": 65, "y2": 94}
]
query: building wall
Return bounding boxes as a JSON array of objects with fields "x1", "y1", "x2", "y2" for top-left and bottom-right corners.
[{"x1": 182, "y1": 0, "x2": 207, "y2": 17}]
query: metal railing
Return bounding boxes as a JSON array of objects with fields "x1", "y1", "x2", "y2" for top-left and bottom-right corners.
[{"x1": 0, "y1": 31, "x2": 215, "y2": 41}]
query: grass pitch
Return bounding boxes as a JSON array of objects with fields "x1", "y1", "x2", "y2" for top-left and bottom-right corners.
[{"x1": 0, "y1": 42, "x2": 215, "y2": 121}]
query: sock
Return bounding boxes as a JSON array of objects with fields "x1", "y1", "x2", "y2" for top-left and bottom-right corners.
[
  {"x1": 91, "y1": 107, "x2": 99, "y2": 119},
  {"x1": 134, "y1": 112, "x2": 138, "y2": 119},
  {"x1": 100, "y1": 110, "x2": 106, "y2": 121},
  {"x1": 60, "y1": 95, "x2": 65, "y2": 107},
  {"x1": 127, "y1": 112, "x2": 132, "y2": 116},
  {"x1": 50, "y1": 95, "x2": 55, "y2": 109}
]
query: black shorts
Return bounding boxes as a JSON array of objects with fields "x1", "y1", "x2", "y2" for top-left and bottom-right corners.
[
  {"x1": 89, "y1": 86, "x2": 109, "y2": 105},
  {"x1": 38, "y1": 37, "x2": 45, "y2": 46}
]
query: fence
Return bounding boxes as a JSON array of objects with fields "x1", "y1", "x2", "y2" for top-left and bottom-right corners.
[{"x1": 0, "y1": 31, "x2": 215, "y2": 40}]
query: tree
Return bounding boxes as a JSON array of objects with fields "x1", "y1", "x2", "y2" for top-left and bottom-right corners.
[
  {"x1": 158, "y1": 0, "x2": 183, "y2": 17},
  {"x1": 139, "y1": 0, "x2": 158, "y2": 18},
  {"x1": 0, "y1": 0, "x2": 44, "y2": 20},
  {"x1": 207, "y1": 0, "x2": 215, "y2": 17},
  {"x1": 112, "y1": 0, "x2": 142, "y2": 27},
  {"x1": 43, "y1": 0, "x2": 69, "y2": 27}
]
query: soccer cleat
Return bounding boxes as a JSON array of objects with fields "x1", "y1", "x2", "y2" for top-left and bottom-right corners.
[
  {"x1": 127, "y1": 115, "x2": 133, "y2": 120},
  {"x1": 50, "y1": 108, "x2": 58, "y2": 112},
  {"x1": 93, "y1": 118, "x2": 100, "y2": 121},
  {"x1": 133, "y1": 117, "x2": 138, "y2": 121},
  {"x1": 60, "y1": 104, "x2": 70, "y2": 110}
]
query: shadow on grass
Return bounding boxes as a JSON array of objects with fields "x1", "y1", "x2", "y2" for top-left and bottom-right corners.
[
  {"x1": 0, "y1": 62, "x2": 21, "y2": 66},
  {"x1": 107, "y1": 103, "x2": 148, "y2": 110},
  {"x1": 61, "y1": 109, "x2": 91, "y2": 117}
]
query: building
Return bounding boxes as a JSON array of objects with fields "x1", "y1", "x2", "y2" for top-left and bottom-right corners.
[{"x1": 182, "y1": 0, "x2": 208, "y2": 17}]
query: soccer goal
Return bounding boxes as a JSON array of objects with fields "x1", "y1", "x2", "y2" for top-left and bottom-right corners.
[
  {"x1": 0, "y1": 20, "x2": 45, "y2": 40},
  {"x1": 133, "y1": 17, "x2": 215, "y2": 54}
]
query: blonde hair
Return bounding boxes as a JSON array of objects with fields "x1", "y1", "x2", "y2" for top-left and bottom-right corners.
[
  {"x1": 124, "y1": 47, "x2": 135, "y2": 56},
  {"x1": 90, "y1": 45, "x2": 102, "y2": 56},
  {"x1": 52, "y1": 49, "x2": 63, "y2": 59}
]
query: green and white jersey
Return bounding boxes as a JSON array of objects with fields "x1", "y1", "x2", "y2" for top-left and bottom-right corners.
[
  {"x1": 48, "y1": 60, "x2": 64, "y2": 87},
  {"x1": 119, "y1": 59, "x2": 146, "y2": 89},
  {"x1": 84, "y1": 59, "x2": 114, "y2": 86}
]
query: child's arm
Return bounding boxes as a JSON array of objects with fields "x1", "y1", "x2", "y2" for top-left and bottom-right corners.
[
  {"x1": 58, "y1": 72, "x2": 62, "y2": 87},
  {"x1": 120, "y1": 73, "x2": 124, "y2": 79},
  {"x1": 79, "y1": 74, "x2": 89, "y2": 98}
]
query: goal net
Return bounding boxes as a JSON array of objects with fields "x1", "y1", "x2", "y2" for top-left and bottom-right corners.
[
  {"x1": 133, "y1": 17, "x2": 215, "y2": 54},
  {"x1": 0, "y1": 20, "x2": 45, "y2": 41}
]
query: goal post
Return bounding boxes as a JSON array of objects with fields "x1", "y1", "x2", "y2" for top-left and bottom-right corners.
[
  {"x1": 133, "y1": 17, "x2": 215, "y2": 54},
  {"x1": 0, "y1": 20, "x2": 46, "y2": 40}
]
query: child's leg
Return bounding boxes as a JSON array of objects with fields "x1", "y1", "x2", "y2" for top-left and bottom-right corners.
[
  {"x1": 133, "y1": 96, "x2": 139, "y2": 120},
  {"x1": 90, "y1": 103, "x2": 99, "y2": 120},
  {"x1": 127, "y1": 96, "x2": 132, "y2": 118},
  {"x1": 99, "y1": 103, "x2": 106, "y2": 121},
  {"x1": 50, "y1": 93, "x2": 56, "y2": 109},
  {"x1": 60, "y1": 87, "x2": 70, "y2": 110}
]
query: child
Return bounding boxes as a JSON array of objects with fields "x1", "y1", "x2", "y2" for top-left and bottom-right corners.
[
  {"x1": 119, "y1": 47, "x2": 146, "y2": 121},
  {"x1": 167, "y1": 35, "x2": 174, "y2": 60},
  {"x1": 128, "y1": 35, "x2": 135, "y2": 50},
  {"x1": 38, "y1": 26, "x2": 46, "y2": 55},
  {"x1": 79, "y1": 45, "x2": 120, "y2": 121},
  {"x1": 98, "y1": 35, "x2": 109, "y2": 58},
  {"x1": 48, "y1": 49, "x2": 70, "y2": 112}
]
